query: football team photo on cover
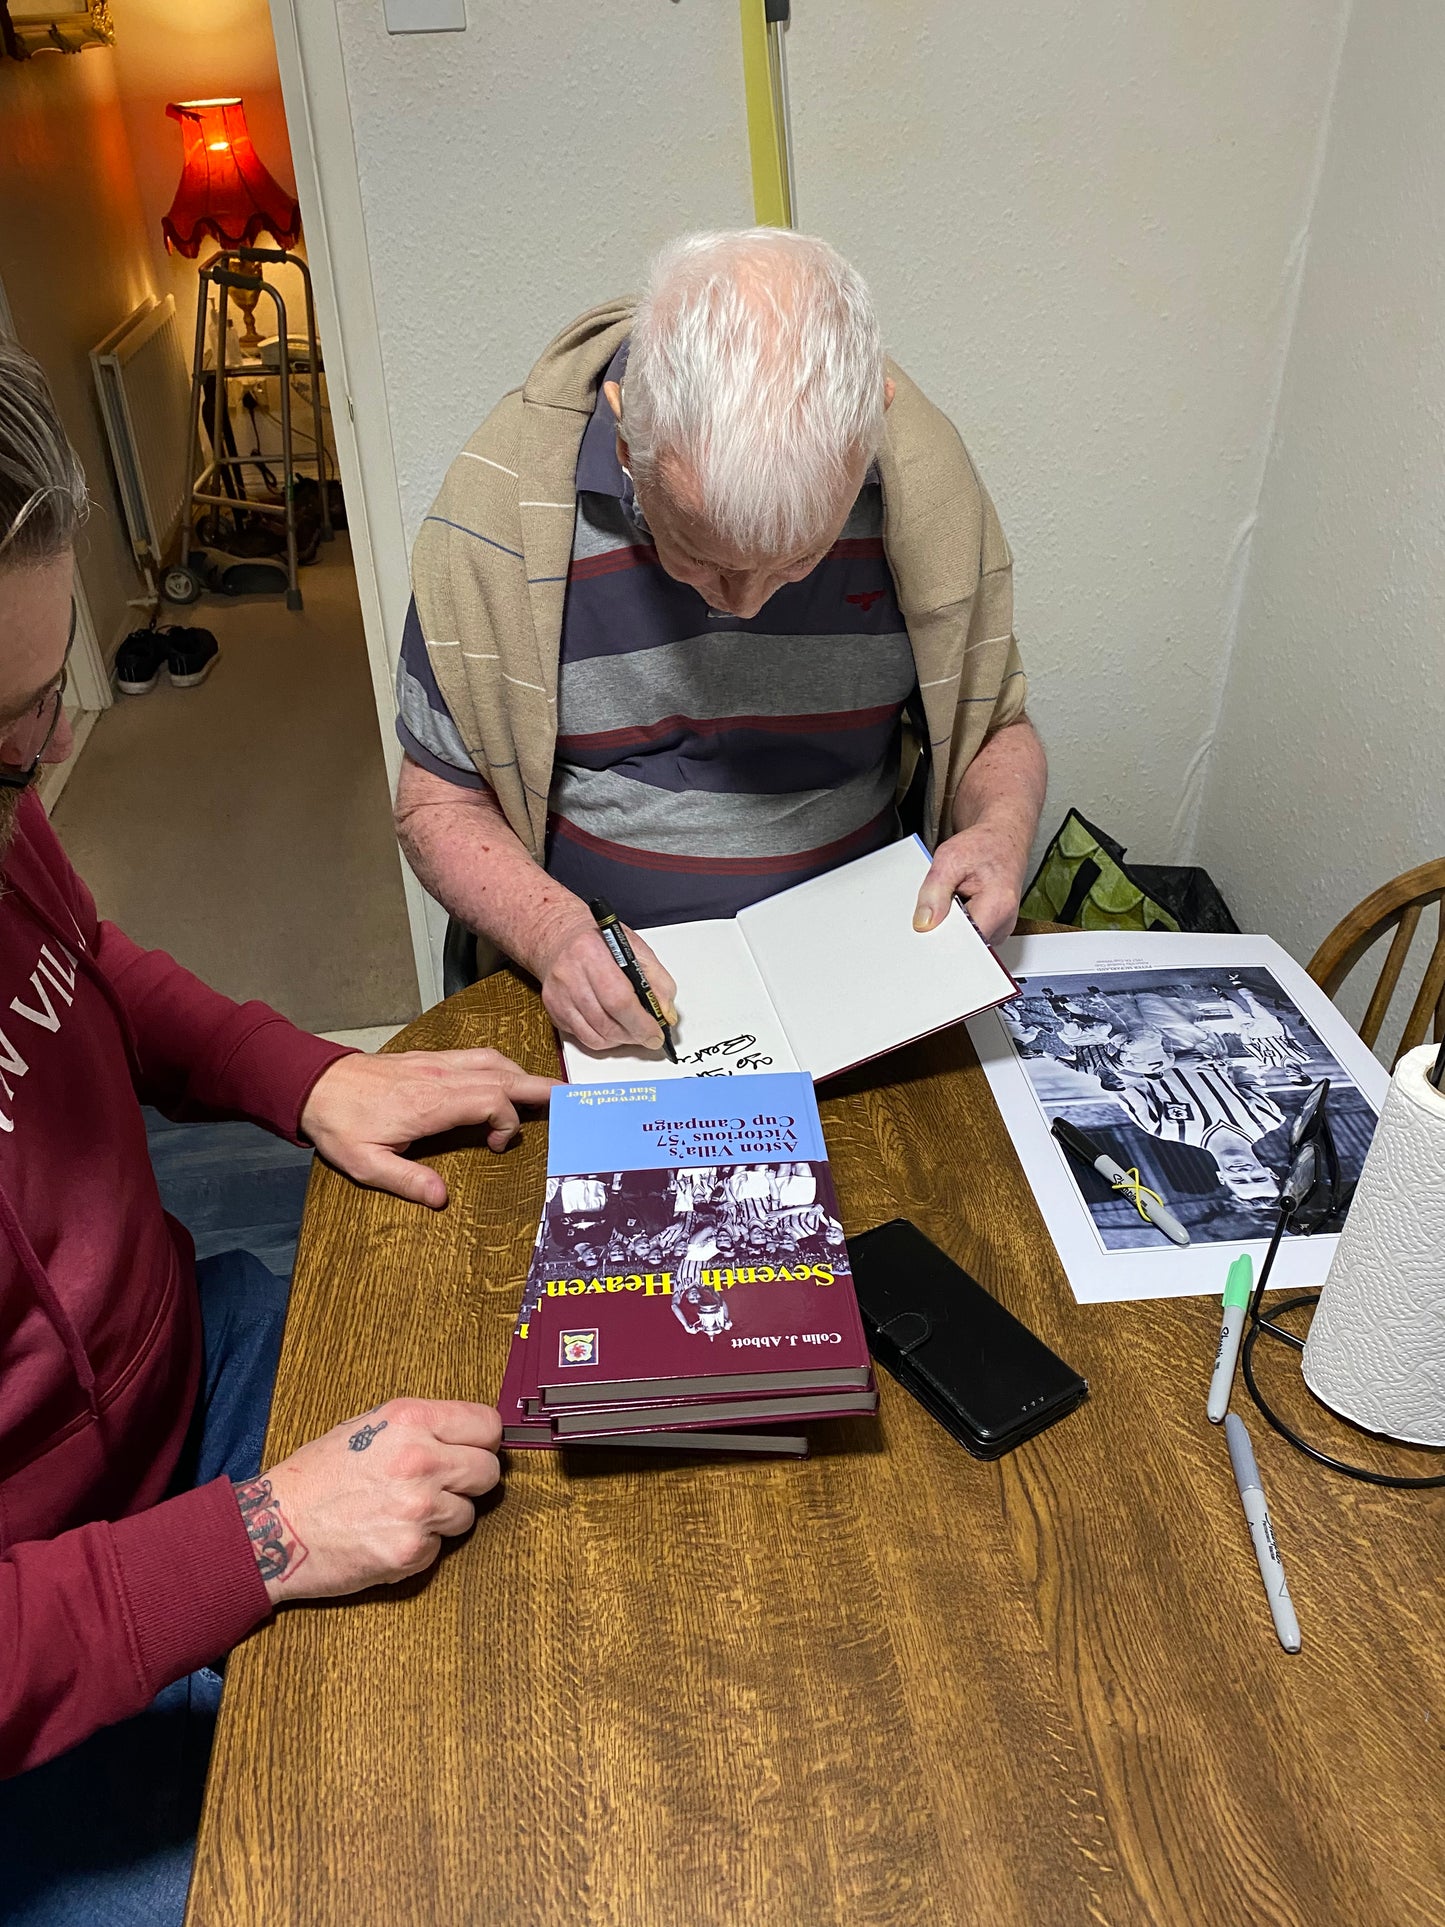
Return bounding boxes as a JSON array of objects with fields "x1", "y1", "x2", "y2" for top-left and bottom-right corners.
[{"x1": 538, "y1": 1161, "x2": 848, "y2": 1291}]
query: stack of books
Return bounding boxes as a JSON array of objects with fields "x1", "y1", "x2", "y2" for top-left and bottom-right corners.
[{"x1": 498, "y1": 1073, "x2": 877, "y2": 1457}]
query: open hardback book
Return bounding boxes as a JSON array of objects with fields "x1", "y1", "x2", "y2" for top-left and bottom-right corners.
[{"x1": 562, "y1": 837, "x2": 1017, "y2": 1084}]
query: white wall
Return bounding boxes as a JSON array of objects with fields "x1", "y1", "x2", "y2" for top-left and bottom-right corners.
[
  {"x1": 326, "y1": 0, "x2": 1354, "y2": 853},
  {"x1": 317, "y1": 0, "x2": 757, "y2": 981},
  {"x1": 788, "y1": 1, "x2": 1349, "y2": 867},
  {"x1": 315, "y1": 0, "x2": 1445, "y2": 1029},
  {"x1": 329, "y1": 0, "x2": 755, "y2": 543},
  {"x1": 0, "y1": 47, "x2": 157, "y2": 651},
  {"x1": 1194, "y1": 0, "x2": 1445, "y2": 1049}
]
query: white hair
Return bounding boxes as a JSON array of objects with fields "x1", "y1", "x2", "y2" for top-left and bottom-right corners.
[
  {"x1": 0, "y1": 337, "x2": 87, "y2": 567},
  {"x1": 623, "y1": 228, "x2": 885, "y2": 557}
]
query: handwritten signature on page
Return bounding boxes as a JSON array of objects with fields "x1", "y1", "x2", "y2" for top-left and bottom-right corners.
[{"x1": 680, "y1": 1033, "x2": 774, "y2": 1077}]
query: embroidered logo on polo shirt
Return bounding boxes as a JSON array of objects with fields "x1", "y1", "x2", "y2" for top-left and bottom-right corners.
[{"x1": 846, "y1": 591, "x2": 885, "y2": 613}]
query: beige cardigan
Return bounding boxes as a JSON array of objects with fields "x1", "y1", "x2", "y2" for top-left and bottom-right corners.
[{"x1": 411, "y1": 299, "x2": 1027, "y2": 859}]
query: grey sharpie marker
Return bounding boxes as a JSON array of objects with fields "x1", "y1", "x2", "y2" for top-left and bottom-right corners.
[
  {"x1": 1224, "y1": 1412, "x2": 1301, "y2": 1653},
  {"x1": 1051, "y1": 1116, "x2": 1190, "y2": 1246}
]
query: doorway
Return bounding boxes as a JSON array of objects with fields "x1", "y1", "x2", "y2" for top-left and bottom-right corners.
[{"x1": 0, "y1": 0, "x2": 422, "y2": 1038}]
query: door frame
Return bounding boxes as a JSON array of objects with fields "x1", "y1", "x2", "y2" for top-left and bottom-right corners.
[
  {"x1": 267, "y1": 0, "x2": 442, "y2": 1010},
  {"x1": 67, "y1": 577, "x2": 112, "y2": 714}
]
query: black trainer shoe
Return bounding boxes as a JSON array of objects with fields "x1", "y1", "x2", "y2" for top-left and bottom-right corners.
[
  {"x1": 166, "y1": 627, "x2": 220, "y2": 689},
  {"x1": 115, "y1": 627, "x2": 170, "y2": 695}
]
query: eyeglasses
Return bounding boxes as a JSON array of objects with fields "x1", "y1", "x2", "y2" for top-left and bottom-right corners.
[
  {"x1": 1277, "y1": 1075, "x2": 1348, "y2": 1234},
  {"x1": 1242, "y1": 1077, "x2": 1350, "y2": 1338},
  {"x1": 0, "y1": 599, "x2": 74, "y2": 793}
]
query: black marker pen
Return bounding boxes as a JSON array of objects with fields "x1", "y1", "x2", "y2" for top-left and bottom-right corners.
[{"x1": 589, "y1": 899, "x2": 677, "y2": 1063}]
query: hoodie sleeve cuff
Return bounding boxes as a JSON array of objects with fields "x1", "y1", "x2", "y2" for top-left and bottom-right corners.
[
  {"x1": 108, "y1": 1477, "x2": 272, "y2": 1695},
  {"x1": 207, "y1": 1018, "x2": 357, "y2": 1146}
]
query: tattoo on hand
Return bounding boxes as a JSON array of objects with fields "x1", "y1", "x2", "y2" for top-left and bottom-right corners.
[
  {"x1": 233, "y1": 1477, "x2": 309, "y2": 1587},
  {"x1": 348, "y1": 1421, "x2": 388, "y2": 1452}
]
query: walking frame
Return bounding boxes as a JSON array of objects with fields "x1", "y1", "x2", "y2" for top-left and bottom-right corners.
[{"x1": 173, "y1": 247, "x2": 332, "y2": 613}]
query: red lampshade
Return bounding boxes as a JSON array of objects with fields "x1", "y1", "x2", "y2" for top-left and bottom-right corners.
[{"x1": 162, "y1": 97, "x2": 301, "y2": 258}]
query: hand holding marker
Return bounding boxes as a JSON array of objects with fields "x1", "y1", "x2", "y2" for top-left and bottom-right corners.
[{"x1": 589, "y1": 899, "x2": 678, "y2": 1063}]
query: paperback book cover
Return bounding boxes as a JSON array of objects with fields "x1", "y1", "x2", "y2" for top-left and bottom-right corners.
[{"x1": 528, "y1": 1074, "x2": 873, "y2": 1414}]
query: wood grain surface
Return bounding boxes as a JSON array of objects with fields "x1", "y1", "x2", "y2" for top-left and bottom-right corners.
[{"x1": 187, "y1": 970, "x2": 1445, "y2": 1927}]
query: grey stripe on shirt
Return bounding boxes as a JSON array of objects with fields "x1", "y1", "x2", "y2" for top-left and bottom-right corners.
[
  {"x1": 569, "y1": 480, "x2": 884, "y2": 563},
  {"x1": 395, "y1": 651, "x2": 478, "y2": 776},
  {"x1": 549, "y1": 761, "x2": 895, "y2": 859},
  {"x1": 556, "y1": 630, "x2": 917, "y2": 738}
]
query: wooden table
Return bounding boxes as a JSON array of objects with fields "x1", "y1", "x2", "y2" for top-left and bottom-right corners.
[{"x1": 188, "y1": 970, "x2": 1445, "y2": 1927}]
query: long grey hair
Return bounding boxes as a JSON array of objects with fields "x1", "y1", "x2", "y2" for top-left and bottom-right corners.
[{"x1": 0, "y1": 338, "x2": 87, "y2": 565}]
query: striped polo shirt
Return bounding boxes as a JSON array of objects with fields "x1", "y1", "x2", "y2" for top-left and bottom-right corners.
[
  {"x1": 396, "y1": 344, "x2": 917, "y2": 926},
  {"x1": 1112, "y1": 1065, "x2": 1286, "y2": 1149}
]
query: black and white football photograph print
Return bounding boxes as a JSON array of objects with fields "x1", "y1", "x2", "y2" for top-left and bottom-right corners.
[{"x1": 997, "y1": 965, "x2": 1378, "y2": 1250}]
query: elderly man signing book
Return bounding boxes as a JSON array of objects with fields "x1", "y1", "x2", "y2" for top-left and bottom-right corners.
[{"x1": 393, "y1": 228, "x2": 1047, "y2": 1056}]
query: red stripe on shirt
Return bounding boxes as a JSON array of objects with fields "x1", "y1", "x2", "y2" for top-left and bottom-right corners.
[
  {"x1": 555, "y1": 703, "x2": 899, "y2": 755},
  {"x1": 568, "y1": 534, "x2": 885, "y2": 585},
  {"x1": 569, "y1": 544, "x2": 665, "y2": 583},
  {"x1": 548, "y1": 804, "x2": 895, "y2": 877}
]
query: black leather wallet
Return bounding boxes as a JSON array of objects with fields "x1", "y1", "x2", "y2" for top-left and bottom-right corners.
[{"x1": 847, "y1": 1219, "x2": 1088, "y2": 1459}]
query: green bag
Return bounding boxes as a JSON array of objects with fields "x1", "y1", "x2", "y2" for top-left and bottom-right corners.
[{"x1": 1020, "y1": 810, "x2": 1239, "y2": 934}]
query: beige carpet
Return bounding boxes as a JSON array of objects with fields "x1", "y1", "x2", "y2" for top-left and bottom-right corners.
[{"x1": 52, "y1": 536, "x2": 421, "y2": 1034}]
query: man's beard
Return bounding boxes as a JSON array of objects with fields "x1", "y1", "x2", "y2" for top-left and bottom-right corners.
[{"x1": 0, "y1": 782, "x2": 28, "y2": 863}]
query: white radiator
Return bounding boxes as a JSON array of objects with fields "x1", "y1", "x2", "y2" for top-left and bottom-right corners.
[{"x1": 90, "y1": 295, "x2": 192, "y2": 570}]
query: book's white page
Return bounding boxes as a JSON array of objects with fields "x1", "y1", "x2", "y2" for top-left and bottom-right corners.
[
  {"x1": 967, "y1": 931, "x2": 1390, "y2": 1305},
  {"x1": 738, "y1": 837, "x2": 1017, "y2": 1081},
  {"x1": 561, "y1": 919, "x2": 800, "y2": 1083}
]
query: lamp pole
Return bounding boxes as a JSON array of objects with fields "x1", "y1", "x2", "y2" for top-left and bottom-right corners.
[{"x1": 740, "y1": 0, "x2": 797, "y2": 228}]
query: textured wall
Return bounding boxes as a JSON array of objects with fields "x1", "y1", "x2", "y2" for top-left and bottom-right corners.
[
  {"x1": 326, "y1": 0, "x2": 754, "y2": 981},
  {"x1": 330, "y1": 0, "x2": 754, "y2": 544},
  {"x1": 787, "y1": 1, "x2": 1350, "y2": 867},
  {"x1": 334, "y1": 0, "x2": 1445, "y2": 1016},
  {"x1": 1194, "y1": 0, "x2": 1445, "y2": 1045},
  {"x1": 0, "y1": 49, "x2": 157, "y2": 651},
  {"x1": 329, "y1": 0, "x2": 1351, "y2": 866}
]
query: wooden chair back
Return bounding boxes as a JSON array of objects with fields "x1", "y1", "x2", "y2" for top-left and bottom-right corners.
[{"x1": 1307, "y1": 857, "x2": 1445, "y2": 1066}]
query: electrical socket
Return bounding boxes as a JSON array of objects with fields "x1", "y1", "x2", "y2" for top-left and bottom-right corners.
[{"x1": 383, "y1": 0, "x2": 465, "y2": 31}]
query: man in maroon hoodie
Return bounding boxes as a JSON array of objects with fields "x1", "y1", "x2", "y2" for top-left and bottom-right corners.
[{"x1": 0, "y1": 345, "x2": 556, "y2": 1923}]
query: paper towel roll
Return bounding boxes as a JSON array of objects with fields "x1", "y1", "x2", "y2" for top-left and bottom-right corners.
[{"x1": 1302, "y1": 1044, "x2": 1445, "y2": 1445}]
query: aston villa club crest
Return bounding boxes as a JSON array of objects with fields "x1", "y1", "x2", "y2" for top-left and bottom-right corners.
[{"x1": 559, "y1": 1328, "x2": 598, "y2": 1367}]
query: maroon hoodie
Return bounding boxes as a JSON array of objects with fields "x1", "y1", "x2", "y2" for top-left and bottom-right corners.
[{"x1": 0, "y1": 793, "x2": 350, "y2": 1775}]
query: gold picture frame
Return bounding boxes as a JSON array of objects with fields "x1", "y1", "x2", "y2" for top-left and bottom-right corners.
[{"x1": 2, "y1": 0, "x2": 114, "y2": 57}]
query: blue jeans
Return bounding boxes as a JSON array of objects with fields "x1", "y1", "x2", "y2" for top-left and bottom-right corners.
[{"x1": 0, "y1": 1250, "x2": 290, "y2": 1927}]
